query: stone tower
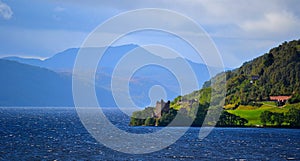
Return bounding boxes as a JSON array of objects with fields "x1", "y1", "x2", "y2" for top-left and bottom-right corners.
[{"x1": 155, "y1": 99, "x2": 170, "y2": 118}]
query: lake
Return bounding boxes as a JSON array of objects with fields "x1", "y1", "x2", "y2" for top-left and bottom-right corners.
[{"x1": 0, "y1": 107, "x2": 299, "y2": 160}]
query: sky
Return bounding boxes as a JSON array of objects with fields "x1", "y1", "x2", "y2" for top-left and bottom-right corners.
[{"x1": 0, "y1": 0, "x2": 299, "y2": 68}]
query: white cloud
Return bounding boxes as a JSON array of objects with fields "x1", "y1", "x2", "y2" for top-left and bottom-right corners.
[
  {"x1": 49, "y1": 1, "x2": 300, "y2": 41},
  {"x1": 0, "y1": 0, "x2": 13, "y2": 20},
  {"x1": 88, "y1": 1, "x2": 300, "y2": 67},
  {"x1": 239, "y1": 11, "x2": 300, "y2": 38},
  {"x1": 2, "y1": 0, "x2": 300, "y2": 68}
]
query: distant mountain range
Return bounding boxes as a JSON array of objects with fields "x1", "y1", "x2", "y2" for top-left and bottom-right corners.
[
  {"x1": 1, "y1": 44, "x2": 211, "y2": 107},
  {"x1": 0, "y1": 59, "x2": 73, "y2": 106}
]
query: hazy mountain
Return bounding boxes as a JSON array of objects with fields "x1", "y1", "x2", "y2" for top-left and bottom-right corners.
[
  {"x1": 3, "y1": 44, "x2": 211, "y2": 84},
  {"x1": 0, "y1": 59, "x2": 73, "y2": 106},
  {"x1": 0, "y1": 59, "x2": 125, "y2": 107},
  {"x1": 4, "y1": 45, "x2": 138, "y2": 72},
  {"x1": 2, "y1": 44, "x2": 212, "y2": 107}
]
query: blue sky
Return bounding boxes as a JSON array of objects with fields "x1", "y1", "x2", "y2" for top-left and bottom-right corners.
[{"x1": 0, "y1": 0, "x2": 300, "y2": 67}]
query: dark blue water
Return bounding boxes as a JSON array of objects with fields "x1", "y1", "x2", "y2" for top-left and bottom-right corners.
[{"x1": 0, "y1": 107, "x2": 299, "y2": 160}]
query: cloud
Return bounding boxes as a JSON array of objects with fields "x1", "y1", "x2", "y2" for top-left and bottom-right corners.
[
  {"x1": 43, "y1": 1, "x2": 300, "y2": 67},
  {"x1": 2, "y1": 0, "x2": 300, "y2": 68},
  {"x1": 239, "y1": 11, "x2": 300, "y2": 38},
  {"x1": 58, "y1": 1, "x2": 300, "y2": 41},
  {"x1": 0, "y1": 0, "x2": 13, "y2": 20}
]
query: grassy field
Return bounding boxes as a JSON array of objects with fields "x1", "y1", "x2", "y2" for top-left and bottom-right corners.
[
  {"x1": 173, "y1": 101, "x2": 300, "y2": 126},
  {"x1": 227, "y1": 102, "x2": 300, "y2": 126}
]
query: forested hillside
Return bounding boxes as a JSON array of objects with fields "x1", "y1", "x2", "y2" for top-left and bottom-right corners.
[
  {"x1": 130, "y1": 39, "x2": 300, "y2": 127},
  {"x1": 225, "y1": 40, "x2": 300, "y2": 105}
]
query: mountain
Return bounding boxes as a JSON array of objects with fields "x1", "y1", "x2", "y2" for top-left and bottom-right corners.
[
  {"x1": 0, "y1": 59, "x2": 121, "y2": 107},
  {"x1": 3, "y1": 56, "x2": 44, "y2": 67},
  {"x1": 3, "y1": 45, "x2": 138, "y2": 72},
  {"x1": 2, "y1": 44, "x2": 211, "y2": 107},
  {"x1": 3, "y1": 45, "x2": 211, "y2": 85},
  {"x1": 0, "y1": 59, "x2": 73, "y2": 106}
]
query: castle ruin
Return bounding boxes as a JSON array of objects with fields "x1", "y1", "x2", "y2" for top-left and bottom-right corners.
[{"x1": 154, "y1": 99, "x2": 170, "y2": 119}]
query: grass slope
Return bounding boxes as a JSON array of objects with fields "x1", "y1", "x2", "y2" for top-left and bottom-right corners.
[{"x1": 227, "y1": 102, "x2": 300, "y2": 126}]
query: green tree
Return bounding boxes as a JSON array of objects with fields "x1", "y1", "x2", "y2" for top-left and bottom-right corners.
[
  {"x1": 272, "y1": 112, "x2": 284, "y2": 126},
  {"x1": 263, "y1": 53, "x2": 274, "y2": 67},
  {"x1": 286, "y1": 108, "x2": 300, "y2": 127},
  {"x1": 130, "y1": 117, "x2": 145, "y2": 126},
  {"x1": 129, "y1": 107, "x2": 155, "y2": 126},
  {"x1": 260, "y1": 111, "x2": 273, "y2": 126},
  {"x1": 144, "y1": 117, "x2": 155, "y2": 126},
  {"x1": 191, "y1": 103, "x2": 208, "y2": 126},
  {"x1": 158, "y1": 108, "x2": 177, "y2": 126},
  {"x1": 289, "y1": 93, "x2": 300, "y2": 104},
  {"x1": 217, "y1": 111, "x2": 248, "y2": 127}
]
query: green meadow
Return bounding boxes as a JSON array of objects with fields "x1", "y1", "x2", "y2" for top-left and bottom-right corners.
[{"x1": 227, "y1": 102, "x2": 300, "y2": 126}]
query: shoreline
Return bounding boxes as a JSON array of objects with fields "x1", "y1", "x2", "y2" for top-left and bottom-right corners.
[{"x1": 130, "y1": 125, "x2": 300, "y2": 129}]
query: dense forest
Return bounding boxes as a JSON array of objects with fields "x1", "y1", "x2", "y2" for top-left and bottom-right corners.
[
  {"x1": 130, "y1": 39, "x2": 300, "y2": 128},
  {"x1": 224, "y1": 40, "x2": 300, "y2": 105}
]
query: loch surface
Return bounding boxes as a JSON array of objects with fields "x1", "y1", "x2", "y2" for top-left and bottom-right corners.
[{"x1": 0, "y1": 107, "x2": 299, "y2": 160}]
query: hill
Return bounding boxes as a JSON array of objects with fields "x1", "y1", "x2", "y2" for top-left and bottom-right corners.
[
  {"x1": 3, "y1": 45, "x2": 137, "y2": 72},
  {"x1": 3, "y1": 44, "x2": 211, "y2": 107},
  {"x1": 0, "y1": 59, "x2": 73, "y2": 106},
  {"x1": 130, "y1": 39, "x2": 300, "y2": 128},
  {"x1": 224, "y1": 40, "x2": 300, "y2": 105},
  {"x1": 0, "y1": 59, "x2": 121, "y2": 107}
]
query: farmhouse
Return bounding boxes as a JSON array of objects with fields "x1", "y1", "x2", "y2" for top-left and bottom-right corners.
[
  {"x1": 269, "y1": 95, "x2": 291, "y2": 106},
  {"x1": 270, "y1": 96, "x2": 292, "y2": 102}
]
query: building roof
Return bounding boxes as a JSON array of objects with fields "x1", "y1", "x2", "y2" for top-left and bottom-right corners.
[{"x1": 270, "y1": 96, "x2": 292, "y2": 101}]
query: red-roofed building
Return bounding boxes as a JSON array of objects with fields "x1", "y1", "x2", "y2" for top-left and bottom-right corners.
[
  {"x1": 270, "y1": 96, "x2": 292, "y2": 106},
  {"x1": 270, "y1": 96, "x2": 292, "y2": 102}
]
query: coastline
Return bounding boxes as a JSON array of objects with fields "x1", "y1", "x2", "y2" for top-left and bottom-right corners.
[{"x1": 130, "y1": 125, "x2": 300, "y2": 129}]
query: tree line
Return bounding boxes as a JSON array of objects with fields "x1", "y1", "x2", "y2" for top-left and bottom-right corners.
[
  {"x1": 130, "y1": 103, "x2": 249, "y2": 127},
  {"x1": 260, "y1": 108, "x2": 300, "y2": 127}
]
